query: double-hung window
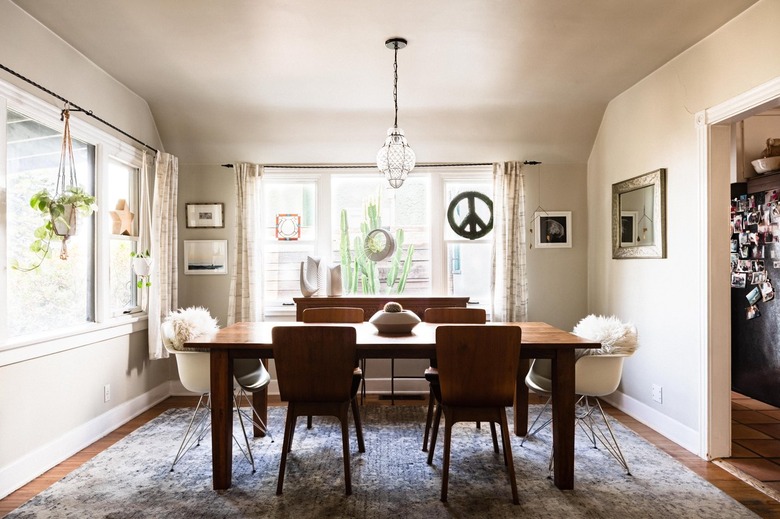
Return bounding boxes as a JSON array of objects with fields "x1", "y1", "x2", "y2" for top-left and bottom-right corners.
[
  {"x1": 260, "y1": 167, "x2": 491, "y2": 315},
  {"x1": 2, "y1": 81, "x2": 148, "y2": 349}
]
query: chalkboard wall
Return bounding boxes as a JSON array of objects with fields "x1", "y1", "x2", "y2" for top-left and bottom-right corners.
[{"x1": 731, "y1": 177, "x2": 780, "y2": 408}]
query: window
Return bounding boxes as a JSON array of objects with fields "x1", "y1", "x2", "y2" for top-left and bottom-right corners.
[
  {"x1": 260, "y1": 168, "x2": 491, "y2": 313},
  {"x1": 1, "y1": 83, "x2": 148, "y2": 347},
  {"x1": 107, "y1": 159, "x2": 140, "y2": 315},
  {"x1": 6, "y1": 108, "x2": 96, "y2": 338},
  {"x1": 331, "y1": 175, "x2": 430, "y2": 295},
  {"x1": 442, "y1": 178, "x2": 493, "y2": 305},
  {"x1": 262, "y1": 178, "x2": 318, "y2": 307}
]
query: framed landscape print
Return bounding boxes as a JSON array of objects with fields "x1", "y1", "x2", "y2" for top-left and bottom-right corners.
[
  {"x1": 184, "y1": 240, "x2": 228, "y2": 275},
  {"x1": 534, "y1": 211, "x2": 572, "y2": 248},
  {"x1": 186, "y1": 203, "x2": 224, "y2": 228}
]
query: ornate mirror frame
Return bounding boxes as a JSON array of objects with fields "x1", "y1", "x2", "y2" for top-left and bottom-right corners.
[{"x1": 612, "y1": 168, "x2": 666, "y2": 259}]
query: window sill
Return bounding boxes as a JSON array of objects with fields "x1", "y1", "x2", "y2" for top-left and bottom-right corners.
[{"x1": 0, "y1": 314, "x2": 149, "y2": 367}]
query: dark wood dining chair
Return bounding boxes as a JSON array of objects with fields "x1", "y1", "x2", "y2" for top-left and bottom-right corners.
[
  {"x1": 430, "y1": 325, "x2": 522, "y2": 504},
  {"x1": 272, "y1": 325, "x2": 359, "y2": 496},
  {"x1": 422, "y1": 307, "x2": 491, "y2": 453},
  {"x1": 300, "y1": 307, "x2": 366, "y2": 453}
]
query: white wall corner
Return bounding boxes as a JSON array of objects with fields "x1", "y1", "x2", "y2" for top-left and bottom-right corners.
[{"x1": 604, "y1": 390, "x2": 701, "y2": 457}]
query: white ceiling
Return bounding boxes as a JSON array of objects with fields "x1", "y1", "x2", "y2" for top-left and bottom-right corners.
[{"x1": 11, "y1": 0, "x2": 759, "y2": 166}]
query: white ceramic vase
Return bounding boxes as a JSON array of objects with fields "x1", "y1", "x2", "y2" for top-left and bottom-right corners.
[
  {"x1": 299, "y1": 256, "x2": 321, "y2": 297},
  {"x1": 326, "y1": 264, "x2": 342, "y2": 296}
]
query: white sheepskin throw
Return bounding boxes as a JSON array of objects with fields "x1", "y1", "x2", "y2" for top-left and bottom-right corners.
[
  {"x1": 573, "y1": 314, "x2": 638, "y2": 356},
  {"x1": 162, "y1": 306, "x2": 220, "y2": 351}
]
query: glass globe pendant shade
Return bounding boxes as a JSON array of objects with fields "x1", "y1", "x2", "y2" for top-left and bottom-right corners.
[{"x1": 377, "y1": 126, "x2": 416, "y2": 189}]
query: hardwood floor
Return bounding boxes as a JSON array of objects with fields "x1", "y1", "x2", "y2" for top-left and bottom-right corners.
[{"x1": 1, "y1": 394, "x2": 780, "y2": 518}]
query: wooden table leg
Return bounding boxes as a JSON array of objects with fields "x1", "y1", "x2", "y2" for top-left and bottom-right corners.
[
  {"x1": 211, "y1": 350, "x2": 233, "y2": 490},
  {"x1": 252, "y1": 359, "x2": 269, "y2": 437},
  {"x1": 514, "y1": 358, "x2": 530, "y2": 436},
  {"x1": 550, "y1": 349, "x2": 575, "y2": 490}
]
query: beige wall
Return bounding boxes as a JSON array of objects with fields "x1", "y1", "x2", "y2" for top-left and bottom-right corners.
[
  {"x1": 0, "y1": 0, "x2": 169, "y2": 496},
  {"x1": 588, "y1": 0, "x2": 780, "y2": 443}
]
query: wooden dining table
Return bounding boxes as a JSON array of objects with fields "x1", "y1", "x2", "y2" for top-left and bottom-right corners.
[{"x1": 184, "y1": 321, "x2": 599, "y2": 491}]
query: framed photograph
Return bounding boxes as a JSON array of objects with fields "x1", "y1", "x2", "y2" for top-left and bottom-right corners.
[
  {"x1": 186, "y1": 203, "x2": 224, "y2": 228},
  {"x1": 620, "y1": 211, "x2": 638, "y2": 247},
  {"x1": 184, "y1": 240, "x2": 228, "y2": 275},
  {"x1": 534, "y1": 211, "x2": 572, "y2": 248}
]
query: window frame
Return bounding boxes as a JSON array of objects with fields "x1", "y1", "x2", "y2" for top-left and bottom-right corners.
[
  {"x1": 1, "y1": 78, "x2": 149, "y2": 359},
  {"x1": 260, "y1": 166, "x2": 492, "y2": 317}
]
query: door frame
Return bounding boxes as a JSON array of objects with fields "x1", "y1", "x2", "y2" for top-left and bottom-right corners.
[{"x1": 698, "y1": 76, "x2": 780, "y2": 459}]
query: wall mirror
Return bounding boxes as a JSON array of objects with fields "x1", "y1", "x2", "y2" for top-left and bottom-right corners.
[{"x1": 612, "y1": 168, "x2": 666, "y2": 259}]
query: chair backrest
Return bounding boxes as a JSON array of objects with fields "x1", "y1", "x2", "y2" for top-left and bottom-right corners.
[
  {"x1": 161, "y1": 321, "x2": 211, "y2": 394},
  {"x1": 436, "y1": 325, "x2": 521, "y2": 407},
  {"x1": 574, "y1": 354, "x2": 626, "y2": 397},
  {"x1": 424, "y1": 307, "x2": 486, "y2": 324},
  {"x1": 302, "y1": 307, "x2": 364, "y2": 323},
  {"x1": 272, "y1": 326, "x2": 357, "y2": 402},
  {"x1": 525, "y1": 354, "x2": 627, "y2": 398}
]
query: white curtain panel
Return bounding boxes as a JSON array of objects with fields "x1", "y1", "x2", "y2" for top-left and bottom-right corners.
[
  {"x1": 491, "y1": 161, "x2": 528, "y2": 322},
  {"x1": 137, "y1": 150, "x2": 153, "y2": 258},
  {"x1": 148, "y1": 152, "x2": 179, "y2": 360},
  {"x1": 227, "y1": 163, "x2": 264, "y2": 325}
]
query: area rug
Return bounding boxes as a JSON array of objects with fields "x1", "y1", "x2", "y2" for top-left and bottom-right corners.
[{"x1": 7, "y1": 406, "x2": 758, "y2": 519}]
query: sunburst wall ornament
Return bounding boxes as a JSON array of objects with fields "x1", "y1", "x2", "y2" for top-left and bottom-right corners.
[{"x1": 377, "y1": 37, "x2": 415, "y2": 189}]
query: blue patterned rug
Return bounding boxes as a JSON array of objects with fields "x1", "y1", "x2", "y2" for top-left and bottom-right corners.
[{"x1": 7, "y1": 405, "x2": 758, "y2": 518}]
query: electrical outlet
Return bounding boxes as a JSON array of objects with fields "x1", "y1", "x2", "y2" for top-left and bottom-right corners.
[
  {"x1": 651, "y1": 384, "x2": 663, "y2": 404},
  {"x1": 103, "y1": 384, "x2": 111, "y2": 402}
]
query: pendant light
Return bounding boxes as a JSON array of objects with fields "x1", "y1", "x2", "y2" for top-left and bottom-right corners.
[{"x1": 377, "y1": 37, "x2": 415, "y2": 189}]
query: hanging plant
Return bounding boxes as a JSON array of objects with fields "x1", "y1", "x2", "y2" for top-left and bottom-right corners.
[
  {"x1": 130, "y1": 249, "x2": 153, "y2": 288},
  {"x1": 13, "y1": 109, "x2": 97, "y2": 272}
]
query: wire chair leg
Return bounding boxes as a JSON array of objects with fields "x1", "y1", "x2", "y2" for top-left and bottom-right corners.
[
  {"x1": 520, "y1": 396, "x2": 552, "y2": 446},
  {"x1": 236, "y1": 389, "x2": 274, "y2": 442},
  {"x1": 593, "y1": 398, "x2": 631, "y2": 475},
  {"x1": 170, "y1": 394, "x2": 211, "y2": 471}
]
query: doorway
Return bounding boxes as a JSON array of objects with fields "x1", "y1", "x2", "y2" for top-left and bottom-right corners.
[{"x1": 700, "y1": 77, "x2": 780, "y2": 460}]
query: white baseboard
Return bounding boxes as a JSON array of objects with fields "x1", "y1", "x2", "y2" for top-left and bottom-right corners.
[
  {"x1": 603, "y1": 390, "x2": 702, "y2": 457},
  {"x1": 0, "y1": 382, "x2": 170, "y2": 500}
]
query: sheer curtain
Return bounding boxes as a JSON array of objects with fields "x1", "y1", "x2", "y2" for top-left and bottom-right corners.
[
  {"x1": 491, "y1": 161, "x2": 528, "y2": 322},
  {"x1": 148, "y1": 152, "x2": 179, "y2": 359},
  {"x1": 227, "y1": 163, "x2": 263, "y2": 325}
]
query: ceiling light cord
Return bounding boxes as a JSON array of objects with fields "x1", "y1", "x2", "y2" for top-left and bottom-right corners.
[{"x1": 393, "y1": 44, "x2": 399, "y2": 129}]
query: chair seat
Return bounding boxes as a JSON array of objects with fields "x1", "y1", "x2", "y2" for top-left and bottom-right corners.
[{"x1": 234, "y1": 359, "x2": 271, "y2": 391}]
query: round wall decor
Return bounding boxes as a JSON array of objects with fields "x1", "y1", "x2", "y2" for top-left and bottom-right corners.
[
  {"x1": 364, "y1": 228, "x2": 396, "y2": 261},
  {"x1": 447, "y1": 191, "x2": 494, "y2": 240}
]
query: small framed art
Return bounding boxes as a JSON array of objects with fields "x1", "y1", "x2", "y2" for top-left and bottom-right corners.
[
  {"x1": 184, "y1": 240, "x2": 228, "y2": 275},
  {"x1": 186, "y1": 203, "x2": 224, "y2": 228},
  {"x1": 534, "y1": 211, "x2": 572, "y2": 248}
]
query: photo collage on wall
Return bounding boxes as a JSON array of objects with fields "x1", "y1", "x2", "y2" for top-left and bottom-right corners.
[{"x1": 730, "y1": 189, "x2": 779, "y2": 320}]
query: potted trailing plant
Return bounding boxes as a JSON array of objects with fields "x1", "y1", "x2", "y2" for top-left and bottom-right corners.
[
  {"x1": 13, "y1": 185, "x2": 97, "y2": 271},
  {"x1": 130, "y1": 249, "x2": 153, "y2": 287},
  {"x1": 14, "y1": 108, "x2": 97, "y2": 271}
]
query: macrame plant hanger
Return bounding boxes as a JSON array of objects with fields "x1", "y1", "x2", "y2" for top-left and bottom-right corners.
[{"x1": 54, "y1": 106, "x2": 80, "y2": 259}]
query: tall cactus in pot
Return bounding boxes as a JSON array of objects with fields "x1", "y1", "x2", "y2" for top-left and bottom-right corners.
[{"x1": 339, "y1": 197, "x2": 414, "y2": 295}]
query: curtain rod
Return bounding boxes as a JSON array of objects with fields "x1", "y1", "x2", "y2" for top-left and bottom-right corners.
[
  {"x1": 0, "y1": 63, "x2": 159, "y2": 154},
  {"x1": 221, "y1": 161, "x2": 541, "y2": 169}
]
